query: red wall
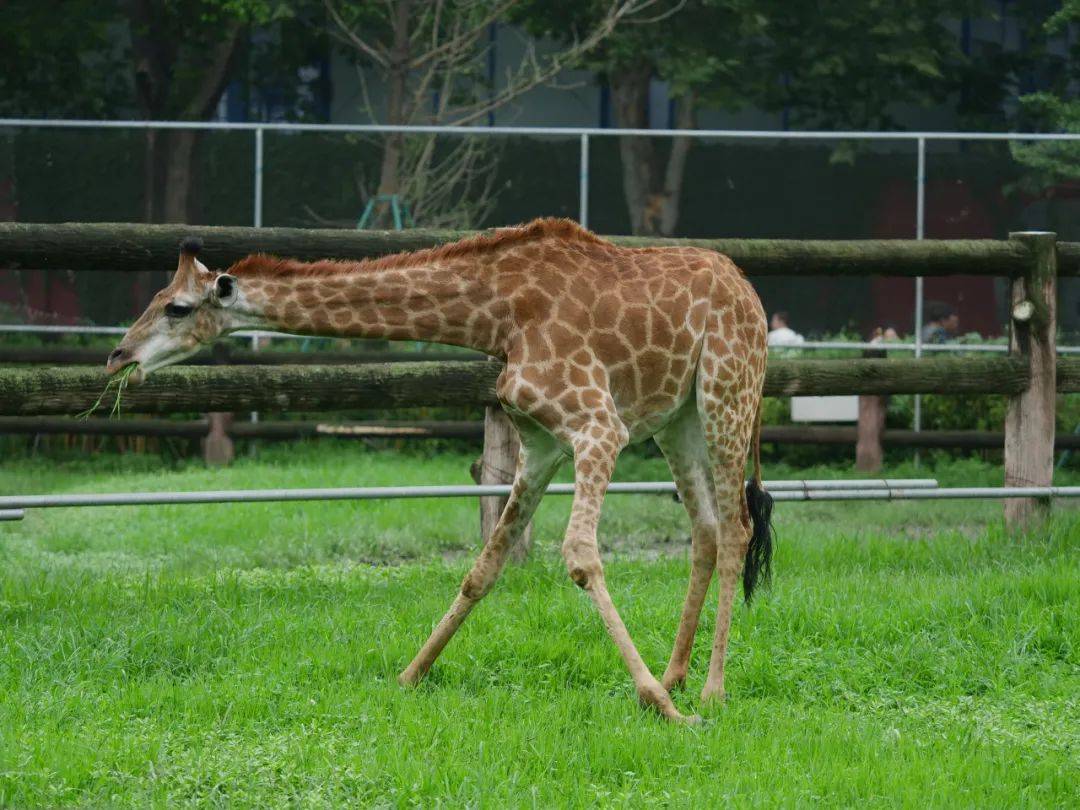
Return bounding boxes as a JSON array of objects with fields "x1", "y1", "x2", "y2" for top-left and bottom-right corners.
[{"x1": 870, "y1": 177, "x2": 1002, "y2": 337}]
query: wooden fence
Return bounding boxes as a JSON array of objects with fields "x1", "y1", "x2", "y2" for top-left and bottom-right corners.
[
  {"x1": 1, "y1": 222, "x2": 1076, "y2": 531},
  {"x1": 0, "y1": 345, "x2": 485, "y2": 366}
]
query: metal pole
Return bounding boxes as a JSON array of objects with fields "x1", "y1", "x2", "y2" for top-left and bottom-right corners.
[
  {"x1": 579, "y1": 132, "x2": 589, "y2": 228},
  {"x1": 914, "y1": 136, "x2": 926, "y2": 441},
  {"x1": 253, "y1": 126, "x2": 264, "y2": 229},
  {"x1": 771, "y1": 486, "x2": 1080, "y2": 502},
  {"x1": 249, "y1": 331, "x2": 260, "y2": 425},
  {"x1": 251, "y1": 129, "x2": 263, "y2": 424},
  {"x1": 0, "y1": 478, "x2": 940, "y2": 510},
  {"x1": 11, "y1": 485, "x2": 1080, "y2": 511}
]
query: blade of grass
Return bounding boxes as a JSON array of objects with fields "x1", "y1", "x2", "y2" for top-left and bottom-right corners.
[{"x1": 76, "y1": 364, "x2": 139, "y2": 420}]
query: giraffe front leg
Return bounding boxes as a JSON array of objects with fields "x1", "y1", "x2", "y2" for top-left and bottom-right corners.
[
  {"x1": 398, "y1": 426, "x2": 563, "y2": 685},
  {"x1": 562, "y1": 434, "x2": 699, "y2": 724}
]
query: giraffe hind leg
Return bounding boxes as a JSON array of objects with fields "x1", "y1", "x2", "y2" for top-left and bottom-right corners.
[
  {"x1": 653, "y1": 402, "x2": 719, "y2": 692},
  {"x1": 559, "y1": 425, "x2": 699, "y2": 723},
  {"x1": 696, "y1": 374, "x2": 765, "y2": 704}
]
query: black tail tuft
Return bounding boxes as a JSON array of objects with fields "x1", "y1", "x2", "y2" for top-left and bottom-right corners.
[{"x1": 743, "y1": 479, "x2": 774, "y2": 604}]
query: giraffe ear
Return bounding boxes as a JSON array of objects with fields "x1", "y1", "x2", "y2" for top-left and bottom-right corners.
[{"x1": 211, "y1": 273, "x2": 238, "y2": 307}]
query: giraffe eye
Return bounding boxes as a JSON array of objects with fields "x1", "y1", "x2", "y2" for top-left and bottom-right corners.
[{"x1": 165, "y1": 303, "x2": 194, "y2": 318}]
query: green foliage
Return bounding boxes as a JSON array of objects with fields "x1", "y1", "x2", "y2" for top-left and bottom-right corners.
[
  {"x1": 0, "y1": 1, "x2": 128, "y2": 117},
  {"x1": 521, "y1": 0, "x2": 977, "y2": 127},
  {"x1": 0, "y1": 0, "x2": 323, "y2": 121},
  {"x1": 753, "y1": 0, "x2": 977, "y2": 129},
  {"x1": 518, "y1": 0, "x2": 763, "y2": 105},
  {"x1": 1007, "y1": 3, "x2": 1080, "y2": 193},
  {"x1": 1011, "y1": 91, "x2": 1080, "y2": 193}
]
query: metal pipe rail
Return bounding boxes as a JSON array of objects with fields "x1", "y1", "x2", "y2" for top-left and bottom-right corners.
[
  {"x1": 7, "y1": 117, "x2": 1080, "y2": 141},
  {"x1": 0, "y1": 478, "x2": 939, "y2": 511},
  {"x1": 773, "y1": 486, "x2": 1080, "y2": 502},
  {"x1": 777, "y1": 341, "x2": 1080, "y2": 354},
  {"x1": 7, "y1": 481, "x2": 1080, "y2": 518}
]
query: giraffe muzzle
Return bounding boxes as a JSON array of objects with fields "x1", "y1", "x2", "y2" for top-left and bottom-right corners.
[
  {"x1": 105, "y1": 346, "x2": 145, "y2": 383},
  {"x1": 105, "y1": 346, "x2": 131, "y2": 374}
]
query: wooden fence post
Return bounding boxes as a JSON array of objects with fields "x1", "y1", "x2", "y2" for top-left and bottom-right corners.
[
  {"x1": 471, "y1": 405, "x2": 531, "y2": 561},
  {"x1": 203, "y1": 343, "x2": 235, "y2": 466},
  {"x1": 856, "y1": 347, "x2": 887, "y2": 472},
  {"x1": 856, "y1": 395, "x2": 885, "y2": 472},
  {"x1": 1004, "y1": 231, "x2": 1057, "y2": 529},
  {"x1": 203, "y1": 413, "x2": 235, "y2": 465}
]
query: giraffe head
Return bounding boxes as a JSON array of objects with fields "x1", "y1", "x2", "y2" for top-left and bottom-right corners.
[{"x1": 106, "y1": 238, "x2": 240, "y2": 380}]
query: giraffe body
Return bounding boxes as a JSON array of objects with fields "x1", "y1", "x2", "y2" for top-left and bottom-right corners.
[{"x1": 109, "y1": 219, "x2": 771, "y2": 722}]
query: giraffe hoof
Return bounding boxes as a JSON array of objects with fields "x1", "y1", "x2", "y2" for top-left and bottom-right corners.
[
  {"x1": 397, "y1": 667, "x2": 424, "y2": 687},
  {"x1": 700, "y1": 686, "x2": 727, "y2": 706},
  {"x1": 675, "y1": 712, "x2": 703, "y2": 726},
  {"x1": 652, "y1": 705, "x2": 701, "y2": 725}
]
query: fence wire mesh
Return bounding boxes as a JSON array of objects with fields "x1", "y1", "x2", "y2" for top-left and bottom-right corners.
[{"x1": 1, "y1": 123, "x2": 1079, "y2": 344}]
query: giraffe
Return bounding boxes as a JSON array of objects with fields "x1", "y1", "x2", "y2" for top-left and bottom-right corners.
[{"x1": 107, "y1": 218, "x2": 773, "y2": 722}]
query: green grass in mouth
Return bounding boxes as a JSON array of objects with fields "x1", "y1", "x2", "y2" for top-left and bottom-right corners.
[{"x1": 76, "y1": 362, "x2": 139, "y2": 420}]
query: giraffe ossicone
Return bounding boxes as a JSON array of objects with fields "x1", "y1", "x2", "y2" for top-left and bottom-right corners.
[{"x1": 108, "y1": 218, "x2": 772, "y2": 722}]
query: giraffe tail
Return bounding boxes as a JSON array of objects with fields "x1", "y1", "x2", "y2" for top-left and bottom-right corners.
[{"x1": 743, "y1": 401, "x2": 773, "y2": 603}]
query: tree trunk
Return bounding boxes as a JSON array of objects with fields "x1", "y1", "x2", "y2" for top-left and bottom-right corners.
[
  {"x1": 611, "y1": 64, "x2": 654, "y2": 235},
  {"x1": 141, "y1": 129, "x2": 161, "y2": 222},
  {"x1": 129, "y1": 7, "x2": 241, "y2": 227},
  {"x1": 163, "y1": 130, "x2": 199, "y2": 223},
  {"x1": 371, "y1": 0, "x2": 412, "y2": 226},
  {"x1": 658, "y1": 97, "x2": 695, "y2": 236},
  {"x1": 610, "y1": 64, "x2": 694, "y2": 237}
]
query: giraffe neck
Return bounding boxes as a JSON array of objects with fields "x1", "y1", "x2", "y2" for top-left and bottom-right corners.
[{"x1": 229, "y1": 258, "x2": 507, "y2": 355}]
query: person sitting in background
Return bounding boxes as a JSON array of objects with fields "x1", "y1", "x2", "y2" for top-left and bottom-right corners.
[
  {"x1": 871, "y1": 324, "x2": 900, "y2": 344},
  {"x1": 921, "y1": 301, "x2": 960, "y2": 344},
  {"x1": 768, "y1": 311, "x2": 805, "y2": 346}
]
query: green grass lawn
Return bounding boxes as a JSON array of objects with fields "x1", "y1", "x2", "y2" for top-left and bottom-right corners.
[{"x1": 1, "y1": 444, "x2": 1078, "y2": 807}]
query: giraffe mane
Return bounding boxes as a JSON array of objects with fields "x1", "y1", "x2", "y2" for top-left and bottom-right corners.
[{"x1": 226, "y1": 217, "x2": 607, "y2": 278}]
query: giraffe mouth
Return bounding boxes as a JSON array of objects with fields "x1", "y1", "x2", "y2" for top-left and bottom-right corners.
[
  {"x1": 123, "y1": 364, "x2": 146, "y2": 385},
  {"x1": 105, "y1": 361, "x2": 145, "y2": 386}
]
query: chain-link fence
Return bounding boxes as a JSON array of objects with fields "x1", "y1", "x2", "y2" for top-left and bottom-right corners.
[{"x1": 2, "y1": 120, "x2": 1080, "y2": 345}]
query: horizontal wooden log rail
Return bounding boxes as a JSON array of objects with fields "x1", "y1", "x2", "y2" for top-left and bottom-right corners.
[
  {"x1": 0, "y1": 362, "x2": 502, "y2": 415},
  {"x1": 1052, "y1": 241, "x2": 1080, "y2": 277},
  {"x1": 0, "y1": 417, "x2": 483, "y2": 440},
  {"x1": 764, "y1": 356, "x2": 1034, "y2": 396},
  {"x1": 0, "y1": 345, "x2": 485, "y2": 366},
  {"x1": 762, "y1": 425, "x2": 1080, "y2": 450},
  {"x1": 2, "y1": 357, "x2": 1074, "y2": 417},
  {"x1": 2, "y1": 221, "x2": 1071, "y2": 277}
]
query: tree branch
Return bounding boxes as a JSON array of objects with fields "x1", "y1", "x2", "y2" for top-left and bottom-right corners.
[{"x1": 324, "y1": 0, "x2": 390, "y2": 68}]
